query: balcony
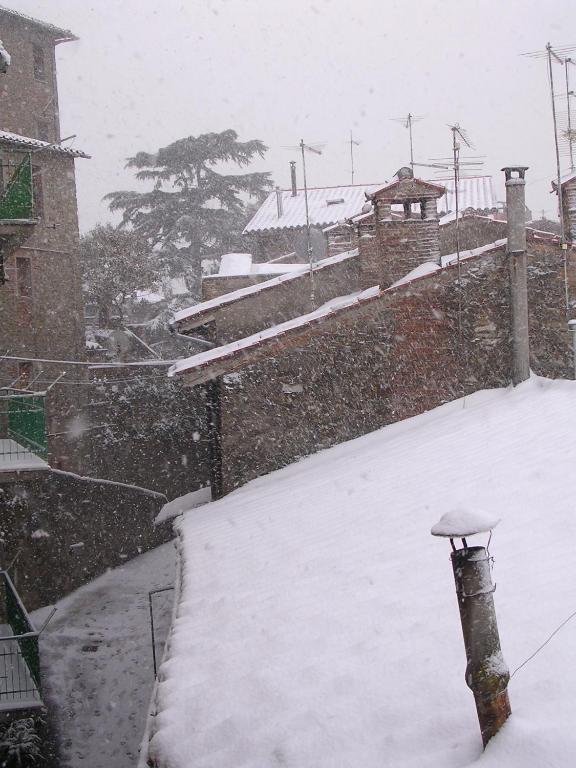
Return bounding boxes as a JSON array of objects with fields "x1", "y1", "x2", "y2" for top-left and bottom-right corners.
[
  {"x1": 0, "y1": 152, "x2": 38, "y2": 283},
  {"x1": 0, "y1": 391, "x2": 49, "y2": 475},
  {"x1": 0, "y1": 571, "x2": 43, "y2": 712}
]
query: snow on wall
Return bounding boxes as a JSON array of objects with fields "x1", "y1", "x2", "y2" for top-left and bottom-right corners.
[{"x1": 148, "y1": 377, "x2": 576, "y2": 768}]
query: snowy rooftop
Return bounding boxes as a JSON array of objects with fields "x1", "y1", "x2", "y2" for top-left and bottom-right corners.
[
  {"x1": 169, "y1": 240, "x2": 508, "y2": 381},
  {"x1": 243, "y1": 184, "x2": 382, "y2": 234},
  {"x1": 243, "y1": 177, "x2": 497, "y2": 234},
  {"x1": 148, "y1": 377, "x2": 576, "y2": 768},
  {"x1": 169, "y1": 285, "x2": 380, "y2": 382},
  {"x1": 0, "y1": 131, "x2": 89, "y2": 158},
  {"x1": 0, "y1": 4, "x2": 77, "y2": 40},
  {"x1": 217, "y1": 253, "x2": 307, "y2": 277},
  {"x1": 172, "y1": 248, "x2": 358, "y2": 328}
]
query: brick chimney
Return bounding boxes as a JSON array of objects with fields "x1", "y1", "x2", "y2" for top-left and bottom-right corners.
[{"x1": 358, "y1": 170, "x2": 445, "y2": 288}]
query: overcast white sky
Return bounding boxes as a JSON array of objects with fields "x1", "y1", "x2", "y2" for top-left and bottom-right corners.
[{"x1": 8, "y1": 0, "x2": 576, "y2": 232}]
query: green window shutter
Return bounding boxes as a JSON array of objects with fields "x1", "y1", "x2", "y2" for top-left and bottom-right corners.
[{"x1": 0, "y1": 153, "x2": 34, "y2": 220}]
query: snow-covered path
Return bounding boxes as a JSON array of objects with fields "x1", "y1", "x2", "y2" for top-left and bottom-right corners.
[{"x1": 33, "y1": 542, "x2": 176, "y2": 768}]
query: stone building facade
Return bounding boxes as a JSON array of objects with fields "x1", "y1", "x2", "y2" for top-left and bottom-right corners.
[
  {"x1": 171, "y1": 168, "x2": 574, "y2": 497},
  {"x1": 0, "y1": 7, "x2": 88, "y2": 474}
]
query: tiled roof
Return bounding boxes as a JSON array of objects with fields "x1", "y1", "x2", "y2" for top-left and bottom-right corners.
[
  {"x1": 0, "y1": 131, "x2": 89, "y2": 158},
  {"x1": 243, "y1": 184, "x2": 382, "y2": 234},
  {"x1": 244, "y1": 177, "x2": 498, "y2": 234},
  {"x1": 437, "y1": 175, "x2": 497, "y2": 213},
  {"x1": 0, "y1": 5, "x2": 77, "y2": 40}
]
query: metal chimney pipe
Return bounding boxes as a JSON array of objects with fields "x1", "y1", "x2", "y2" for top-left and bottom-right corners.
[
  {"x1": 451, "y1": 545, "x2": 511, "y2": 746},
  {"x1": 290, "y1": 161, "x2": 297, "y2": 197},
  {"x1": 502, "y1": 166, "x2": 530, "y2": 385},
  {"x1": 275, "y1": 186, "x2": 284, "y2": 218}
]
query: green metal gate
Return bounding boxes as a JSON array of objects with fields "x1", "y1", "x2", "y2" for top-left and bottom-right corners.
[{"x1": 7, "y1": 395, "x2": 48, "y2": 460}]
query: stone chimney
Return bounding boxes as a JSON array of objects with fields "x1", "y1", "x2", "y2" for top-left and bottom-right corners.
[
  {"x1": 358, "y1": 170, "x2": 445, "y2": 288},
  {"x1": 503, "y1": 166, "x2": 530, "y2": 384}
]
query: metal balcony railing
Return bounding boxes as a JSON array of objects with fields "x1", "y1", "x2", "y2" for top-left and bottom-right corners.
[
  {"x1": 0, "y1": 571, "x2": 43, "y2": 711},
  {"x1": 0, "y1": 391, "x2": 48, "y2": 471}
]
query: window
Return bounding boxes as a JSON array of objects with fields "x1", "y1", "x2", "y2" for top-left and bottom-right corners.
[
  {"x1": 32, "y1": 44, "x2": 46, "y2": 81},
  {"x1": 32, "y1": 166, "x2": 44, "y2": 218},
  {"x1": 16, "y1": 257, "x2": 32, "y2": 298},
  {"x1": 36, "y1": 118, "x2": 51, "y2": 143}
]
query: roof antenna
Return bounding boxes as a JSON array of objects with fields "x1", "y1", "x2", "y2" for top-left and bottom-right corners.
[
  {"x1": 391, "y1": 113, "x2": 424, "y2": 168},
  {"x1": 349, "y1": 130, "x2": 360, "y2": 184}
]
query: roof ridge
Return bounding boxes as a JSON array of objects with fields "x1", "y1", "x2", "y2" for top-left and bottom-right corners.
[{"x1": 0, "y1": 4, "x2": 77, "y2": 40}]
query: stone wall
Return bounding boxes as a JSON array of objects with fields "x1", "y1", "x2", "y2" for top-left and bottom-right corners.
[
  {"x1": 439, "y1": 216, "x2": 507, "y2": 256},
  {"x1": 207, "y1": 256, "x2": 360, "y2": 345},
  {"x1": 0, "y1": 13, "x2": 62, "y2": 143},
  {"x1": 0, "y1": 470, "x2": 172, "y2": 610},
  {"x1": 217, "y1": 245, "x2": 573, "y2": 494}
]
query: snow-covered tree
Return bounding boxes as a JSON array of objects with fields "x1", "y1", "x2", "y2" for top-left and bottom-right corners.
[
  {"x1": 80, "y1": 224, "x2": 156, "y2": 327},
  {"x1": 105, "y1": 129, "x2": 272, "y2": 295}
]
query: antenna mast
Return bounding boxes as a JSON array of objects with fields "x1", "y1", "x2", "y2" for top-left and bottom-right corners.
[
  {"x1": 391, "y1": 113, "x2": 424, "y2": 167},
  {"x1": 299, "y1": 138, "x2": 323, "y2": 307},
  {"x1": 565, "y1": 57, "x2": 575, "y2": 172},
  {"x1": 349, "y1": 131, "x2": 360, "y2": 184}
]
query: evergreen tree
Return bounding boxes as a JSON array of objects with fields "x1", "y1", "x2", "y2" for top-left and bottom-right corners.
[{"x1": 105, "y1": 130, "x2": 272, "y2": 294}]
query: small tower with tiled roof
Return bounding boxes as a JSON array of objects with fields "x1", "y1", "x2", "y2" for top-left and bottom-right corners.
[{"x1": 358, "y1": 168, "x2": 445, "y2": 288}]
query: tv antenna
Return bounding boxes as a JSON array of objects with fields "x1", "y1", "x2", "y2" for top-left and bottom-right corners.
[
  {"x1": 348, "y1": 131, "x2": 360, "y2": 184},
  {"x1": 521, "y1": 43, "x2": 576, "y2": 245},
  {"x1": 414, "y1": 124, "x2": 484, "y2": 335},
  {"x1": 284, "y1": 139, "x2": 324, "y2": 306},
  {"x1": 391, "y1": 113, "x2": 424, "y2": 167}
]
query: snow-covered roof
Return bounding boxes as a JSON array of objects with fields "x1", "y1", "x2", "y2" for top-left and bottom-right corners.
[
  {"x1": 0, "y1": 5, "x2": 77, "y2": 40},
  {"x1": 172, "y1": 249, "x2": 358, "y2": 328},
  {"x1": 169, "y1": 286, "x2": 380, "y2": 382},
  {"x1": 243, "y1": 184, "x2": 383, "y2": 234},
  {"x1": 170, "y1": 240, "x2": 509, "y2": 382},
  {"x1": 147, "y1": 376, "x2": 576, "y2": 768},
  {"x1": 0, "y1": 131, "x2": 89, "y2": 158},
  {"x1": 217, "y1": 252, "x2": 307, "y2": 277},
  {"x1": 244, "y1": 177, "x2": 497, "y2": 234},
  {"x1": 437, "y1": 175, "x2": 498, "y2": 213}
]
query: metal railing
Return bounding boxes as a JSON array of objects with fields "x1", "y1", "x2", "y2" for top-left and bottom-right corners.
[
  {"x1": 0, "y1": 390, "x2": 48, "y2": 468},
  {"x1": 0, "y1": 571, "x2": 42, "y2": 710}
]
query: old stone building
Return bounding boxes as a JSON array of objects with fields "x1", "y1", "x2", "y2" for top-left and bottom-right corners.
[
  {"x1": 0, "y1": 6, "x2": 88, "y2": 476},
  {"x1": 243, "y1": 171, "x2": 498, "y2": 262},
  {"x1": 171, "y1": 166, "x2": 572, "y2": 497}
]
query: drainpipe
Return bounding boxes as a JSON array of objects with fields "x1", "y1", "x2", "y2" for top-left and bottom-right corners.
[{"x1": 503, "y1": 166, "x2": 530, "y2": 385}]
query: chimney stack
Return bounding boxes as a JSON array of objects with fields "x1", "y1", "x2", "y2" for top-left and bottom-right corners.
[
  {"x1": 275, "y1": 186, "x2": 284, "y2": 219},
  {"x1": 290, "y1": 161, "x2": 297, "y2": 197},
  {"x1": 502, "y1": 166, "x2": 530, "y2": 385}
]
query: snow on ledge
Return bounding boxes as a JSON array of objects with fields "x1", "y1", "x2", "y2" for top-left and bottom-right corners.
[
  {"x1": 431, "y1": 508, "x2": 500, "y2": 538},
  {"x1": 155, "y1": 486, "x2": 212, "y2": 525},
  {"x1": 169, "y1": 285, "x2": 379, "y2": 378},
  {"x1": 172, "y1": 249, "x2": 358, "y2": 326}
]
